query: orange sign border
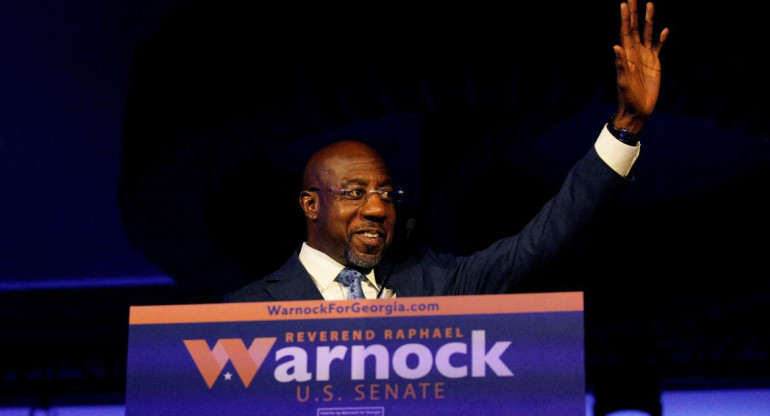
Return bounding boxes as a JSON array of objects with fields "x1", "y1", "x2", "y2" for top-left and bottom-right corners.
[{"x1": 130, "y1": 292, "x2": 583, "y2": 325}]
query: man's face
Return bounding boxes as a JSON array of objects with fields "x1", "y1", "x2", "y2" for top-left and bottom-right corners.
[{"x1": 304, "y1": 143, "x2": 396, "y2": 269}]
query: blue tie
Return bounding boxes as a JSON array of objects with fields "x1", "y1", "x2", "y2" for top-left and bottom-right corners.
[{"x1": 335, "y1": 268, "x2": 367, "y2": 299}]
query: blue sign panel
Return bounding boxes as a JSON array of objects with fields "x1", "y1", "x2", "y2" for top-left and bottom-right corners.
[{"x1": 126, "y1": 292, "x2": 584, "y2": 415}]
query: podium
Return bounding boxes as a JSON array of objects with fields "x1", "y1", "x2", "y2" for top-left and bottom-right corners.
[{"x1": 126, "y1": 292, "x2": 585, "y2": 416}]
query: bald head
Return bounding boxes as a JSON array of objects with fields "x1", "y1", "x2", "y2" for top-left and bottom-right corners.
[{"x1": 303, "y1": 140, "x2": 389, "y2": 190}]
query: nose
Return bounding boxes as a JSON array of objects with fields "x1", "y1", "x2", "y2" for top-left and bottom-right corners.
[{"x1": 359, "y1": 191, "x2": 389, "y2": 220}]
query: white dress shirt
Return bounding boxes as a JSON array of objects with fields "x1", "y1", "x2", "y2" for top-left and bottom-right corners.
[{"x1": 298, "y1": 242, "x2": 397, "y2": 300}]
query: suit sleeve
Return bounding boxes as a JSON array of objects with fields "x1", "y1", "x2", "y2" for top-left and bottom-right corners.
[{"x1": 414, "y1": 146, "x2": 632, "y2": 296}]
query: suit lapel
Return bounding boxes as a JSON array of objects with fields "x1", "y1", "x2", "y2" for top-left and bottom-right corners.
[
  {"x1": 375, "y1": 256, "x2": 423, "y2": 297},
  {"x1": 264, "y1": 255, "x2": 324, "y2": 301}
]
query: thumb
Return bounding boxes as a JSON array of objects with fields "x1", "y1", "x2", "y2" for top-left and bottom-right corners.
[{"x1": 613, "y1": 45, "x2": 627, "y2": 73}]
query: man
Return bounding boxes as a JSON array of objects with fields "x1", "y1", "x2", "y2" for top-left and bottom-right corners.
[{"x1": 223, "y1": 0, "x2": 669, "y2": 302}]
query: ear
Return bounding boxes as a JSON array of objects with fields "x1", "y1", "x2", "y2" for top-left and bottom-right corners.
[{"x1": 299, "y1": 190, "x2": 318, "y2": 220}]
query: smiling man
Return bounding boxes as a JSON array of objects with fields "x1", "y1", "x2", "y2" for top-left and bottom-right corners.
[
  {"x1": 223, "y1": 0, "x2": 669, "y2": 303},
  {"x1": 303, "y1": 141, "x2": 397, "y2": 271},
  {"x1": 224, "y1": 140, "x2": 402, "y2": 301}
]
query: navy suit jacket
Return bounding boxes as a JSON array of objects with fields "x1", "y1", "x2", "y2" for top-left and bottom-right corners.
[{"x1": 222, "y1": 147, "x2": 630, "y2": 302}]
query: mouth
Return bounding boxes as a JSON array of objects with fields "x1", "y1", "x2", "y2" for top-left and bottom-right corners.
[{"x1": 352, "y1": 229, "x2": 386, "y2": 248}]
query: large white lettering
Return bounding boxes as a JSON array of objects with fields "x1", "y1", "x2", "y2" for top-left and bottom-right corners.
[
  {"x1": 392, "y1": 344, "x2": 433, "y2": 379},
  {"x1": 435, "y1": 342, "x2": 467, "y2": 378},
  {"x1": 472, "y1": 330, "x2": 513, "y2": 377},
  {"x1": 274, "y1": 347, "x2": 312, "y2": 382},
  {"x1": 351, "y1": 344, "x2": 389, "y2": 380},
  {"x1": 316, "y1": 345, "x2": 347, "y2": 381},
  {"x1": 272, "y1": 330, "x2": 513, "y2": 382}
]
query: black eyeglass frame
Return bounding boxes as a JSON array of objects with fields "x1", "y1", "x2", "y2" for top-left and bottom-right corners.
[{"x1": 308, "y1": 186, "x2": 404, "y2": 203}]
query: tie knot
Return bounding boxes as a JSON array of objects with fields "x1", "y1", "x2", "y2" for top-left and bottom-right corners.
[
  {"x1": 336, "y1": 267, "x2": 364, "y2": 286},
  {"x1": 335, "y1": 268, "x2": 367, "y2": 299}
]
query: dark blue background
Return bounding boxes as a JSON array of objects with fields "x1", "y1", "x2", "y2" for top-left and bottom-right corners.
[{"x1": 1, "y1": 0, "x2": 768, "y2": 411}]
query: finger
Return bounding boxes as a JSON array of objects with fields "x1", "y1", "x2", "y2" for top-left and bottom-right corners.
[
  {"x1": 629, "y1": 0, "x2": 641, "y2": 45},
  {"x1": 620, "y1": 2, "x2": 634, "y2": 51},
  {"x1": 653, "y1": 27, "x2": 670, "y2": 55},
  {"x1": 643, "y1": 2, "x2": 654, "y2": 48}
]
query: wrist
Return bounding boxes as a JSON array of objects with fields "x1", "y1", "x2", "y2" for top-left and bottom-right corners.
[
  {"x1": 607, "y1": 113, "x2": 642, "y2": 146},
  {"x1": 611, "y1": 111, "x2": 645, "y2": 132}
]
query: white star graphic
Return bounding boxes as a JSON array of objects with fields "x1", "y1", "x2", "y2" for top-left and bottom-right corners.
[{"x1": 224, "y1": 371, "x2": 233, "y2": 381}]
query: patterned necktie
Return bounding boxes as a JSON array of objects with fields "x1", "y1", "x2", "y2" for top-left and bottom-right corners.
[{"x1": 335, "y1": 268, "x2": 367, "y2": 299}]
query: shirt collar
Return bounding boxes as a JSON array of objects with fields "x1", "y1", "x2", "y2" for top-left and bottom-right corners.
[{"x1": 298, "y1": 242, "x2": 377, "y2": 290}]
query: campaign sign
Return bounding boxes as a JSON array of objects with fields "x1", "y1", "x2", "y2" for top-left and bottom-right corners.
[{"x1": 126, "y1": 292, "x2": 584, "y2": 416}]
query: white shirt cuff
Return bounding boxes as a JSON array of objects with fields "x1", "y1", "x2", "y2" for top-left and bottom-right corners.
[{"x1": 595, "y1": 123, "x2": 640, "y2": 177}]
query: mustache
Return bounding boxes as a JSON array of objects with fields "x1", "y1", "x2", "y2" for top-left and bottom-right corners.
[{"x1": 350, "y1": 221, "x2": 387, "y2": 234}]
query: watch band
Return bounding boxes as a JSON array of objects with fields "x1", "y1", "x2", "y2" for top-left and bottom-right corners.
[{"x1": 607, "y1": 113, "x2": 641, "y2": 146}]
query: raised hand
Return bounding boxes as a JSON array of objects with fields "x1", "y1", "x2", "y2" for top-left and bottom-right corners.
[{"x1": 613, "y1": 0, "x2": 669, "y2": 133}]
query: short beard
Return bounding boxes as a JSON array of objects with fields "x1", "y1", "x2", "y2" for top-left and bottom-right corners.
[{"x1": 342, "y1": 242, "x2": 382, "y2": 270}]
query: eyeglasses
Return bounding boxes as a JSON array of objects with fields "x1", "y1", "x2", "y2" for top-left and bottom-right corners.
[{"x1": 310, "y1": 186, "x2": 404, "y2": 204}]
